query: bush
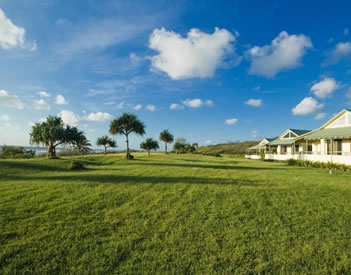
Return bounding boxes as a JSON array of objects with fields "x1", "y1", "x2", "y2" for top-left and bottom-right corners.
[
  {"x1": 0, "y1": 145, "x2": 35, "y2": 159},
  {"x1": 70, "y1": 160, "x2": 85, "y2": 170},
  {"x1": 286, "y1": 158, "x2": 351, "y2": 172}
]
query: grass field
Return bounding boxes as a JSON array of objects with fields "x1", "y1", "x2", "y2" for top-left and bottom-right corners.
[{"x1": 1, "y1": 153, "x2": 351, "y2": 274}]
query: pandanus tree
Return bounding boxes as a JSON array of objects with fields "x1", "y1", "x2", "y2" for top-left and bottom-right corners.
[
  {"x1": 109, "y1": 113, "x2": 145, "y2": 159},
  {"x1": 96, "y1": 135, "x2": 117, "y2": 154},
  {"x1": 159, "y1": 129, "x2": 174, "y2": 154},
  {"x1": 71, "y1": 130, "x2": 92, "y2": 155},
  {"x1": 29, "y1": 115, "x2": 88, "y2": 158},
  {"x1": 140, "y1": 138, "x2": 159, "y2": 156}
]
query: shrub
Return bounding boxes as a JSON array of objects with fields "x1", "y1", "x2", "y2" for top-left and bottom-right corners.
[
  {"x1": 286, "y1": 158, "x2": 351, "y2": 172},
  {"x1": 0, "y1": 145, "x2": 35, "y2": 159},
  {"x1": 70, "y1": 160, "x2": 85, "y2": 170}
]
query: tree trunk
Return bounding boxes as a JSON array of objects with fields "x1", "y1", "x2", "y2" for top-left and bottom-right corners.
[
  {"x1": 104, "y1": 146, "x2": 107, "y2": 155},
  {"x1": 125, "y1": 134, "x2": 130, "y2": 158},
  {"x1": 165, "y1": 143, "x2": 167, "y2": 154},
  {"x1": 48, "y1": 145, "x2": 56, "y2": 158},
  {"x1": 148, "y1": 150, "x2": 150, "y2": 156}
]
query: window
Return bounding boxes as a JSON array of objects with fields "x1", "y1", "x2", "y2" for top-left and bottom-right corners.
[
  {"x1": 308, "y1": 145, "x2": 312, "y2": 152},
  {"x1": 295, "y1": 145, "x2": 299, "y2": 152},
  {"x1": 290, "y1": 132, "x2": 297, "y2": 137},
  {"x1": 283, "y1": 133, "x2": 290, "y2": 138}
]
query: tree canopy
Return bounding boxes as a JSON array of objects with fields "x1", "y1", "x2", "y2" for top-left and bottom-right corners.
[
  {"x1": 140, "y1": 138, "x2": 159, "y2": 156},
  {"x1": 96, "y1": 136, "x2": 117, "y2": 154},
  {"x1": 29, "y1": 115, "x2": 89, "y2": 158},
  {"x1": 159, "y1": 130, "x2": 174, "y2": 154},
  {"x1": 109, "y1": 113, "x2": 145, "y2": 159}
]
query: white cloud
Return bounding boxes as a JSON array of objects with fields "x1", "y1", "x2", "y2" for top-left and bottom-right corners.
[
  {"x1": 311, "y1": 78, "x2": 340, "y2": 98},
  {"x1": 315, "y1": 112, "x2": 327, "y2": 120},
  {"x1": 129, "y1": 53, "x2": 142, "y2": 64},
  {"x1": 85, "y1": 112, "x2": 112, "y2": 122},
  {"x1": 246, "y1": 31, "x2": 312, "y2": 77},
  {"x1": 116, "y1": 101, "x2": 125, "y2": 110},
  {"x1": 292, "y1": 97, "x2": 324, "y2": 115},
  {"x1": 56, "y1": 94, "x2": 68, "y2": 105},
  {"x1": 205, "y1": 140, "x2": 212, "y2": 145},
  {"x1": 251, "y1": 130, "x2": 260, "y2": 139},
  {"x1": 146, "y1": 105, "x2": 156, "y2": 111},
  {"x1": 182, "y1": 98, "x2": 213, "y2": 108},
  {"x1": 324, "y1": 42, "x2": 351, "y2": 66},
  {"x1": 0, "y1": 114, "x2": 10, "y2": 121},
  {"x1": 133, "y1": 104, "x2": 142, "y2": 110},
  {"x1": 169, "y1": 103, "x2": 184, "y2": 110},
  {"x1": 38, "y1": 91, "x2": 50, "y2": 97},
  {"x1": 225, "y1": 118, "x2": 238, "y2": 125},
  {"x1": 0, "y1": 9, "x2": 36, "y2": 51},
  {"x1": 33, "y1": 99, "x2": 50, "y2": 111},
  {"x1": 149, "y1": 27, "x2": 237, "y2": 79},
  {"x1": 58, "y1": 110, "x2": 79, "y2": 127},
  {"x1": 0, "y1": 89, "x2": 24, "y2": 109},
  {"x1": 245, "y1": 99, "x2": 262, "y2": 107}
]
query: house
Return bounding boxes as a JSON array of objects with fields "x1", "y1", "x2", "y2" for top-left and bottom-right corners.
[
  {"x1": 292, "y1": 109, "x2": 351, "y2": 165},
  {"x1": 265, "y1": 129, "x2": 311, "y2": 161},
  {"x1": 245, "y1": 138, "x2": 274, "y2": 159}
]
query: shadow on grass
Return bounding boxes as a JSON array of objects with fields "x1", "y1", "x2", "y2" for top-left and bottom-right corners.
[
  {"x1": 131, "y1": 162, "x2": 278, "y2": 170},
  {"x1": 0, "y1": 160, "x2": 69, "y2": 172},
  {"x1": 3, "y1": 174, "x2": 262, "y2": 186}
]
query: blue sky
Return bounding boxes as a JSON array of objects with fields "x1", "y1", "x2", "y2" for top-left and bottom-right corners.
[{"x1": 0, "y1": 0, "x2": 351, "y2": 149}]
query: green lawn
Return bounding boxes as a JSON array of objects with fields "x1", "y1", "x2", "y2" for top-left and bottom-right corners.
[{"x1": 1, "y1": 153, "x2": 351, "y2": 274}]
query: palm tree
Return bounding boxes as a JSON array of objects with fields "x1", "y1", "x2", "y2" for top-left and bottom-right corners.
[
  {"x1": 72, "y1": 131, "x2": 92, "y2": 155},
  {"x1": 96, "y1": 136, "x2": 117, "y2": 154},
  {"x1": 140, "y1": 138, "x2": 159, "y2": 156},
  {"x1": 173, "y1": 138, "x2": 186, "y2": 154},
  {"x1": 29, "y1": 115, "x2": 83, "y2": 158},
  {"x1": 109, "y1": 113, "x2": 145, "y2": 159},
  {"x1": 159, "y1": 130, "x2": 174, "y2": 154}
]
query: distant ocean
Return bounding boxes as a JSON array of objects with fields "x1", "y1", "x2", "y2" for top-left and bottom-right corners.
[{"x1": 0, "y1": 145, "x2": 105, "y2": 155}]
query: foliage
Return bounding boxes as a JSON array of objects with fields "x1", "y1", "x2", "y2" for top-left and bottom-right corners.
[
  {"x1": 286, "y1": 158, "x2": 351, "y2": 172},
  {"x1": 29, "y1": 116, "x2": 88, "y2": 158},
  {"x1": 69, "y1": 160, "x2": 85, "y2": 170},
  {"x1": 159, "y1": 130, "x2": 174, "y2": 154},
  {"x1": 96, "y1": 136, "x2": 117, "y2": 154},
  {"x1": 0, "y1": 145, "x2": 35, "y2": 159},
  {"x1": 140, "y1": 138, "x2": 159, "y2": 156},
  {"x1": 173, "y1": 139, "x2": 198, "y2": 154},
  {"x1": 2, "y1": 154, "x2": 351, "y2": 273},
  {"x1": 109, "y1": 113, "x2": 145, "y2": 158},
  {"x1": 197, "y1": 141, "x2": 259, "y2": 155}
]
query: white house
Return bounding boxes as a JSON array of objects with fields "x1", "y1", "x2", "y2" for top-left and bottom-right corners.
[
  {"x1": 262, "y1": 109, "x2": 351, "y2": 165},
  {"x1": 264, "y1": 129, "x2": 311, "y2": 161},
  {"x1": 245, "y1": 138, "x2": 274, "y2": 159},
  {"x1": 293, "y1": 109, "x2": 351, "y2": 165}
]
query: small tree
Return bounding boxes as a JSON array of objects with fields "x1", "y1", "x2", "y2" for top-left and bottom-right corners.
[
  {"x1": 71, "y1": 131, "x2": 92, "y2": 155},
  {"x1": 173, "y1": 138, "x2": 186, "y2": 154},
  {"x1": 109, "y1": 113, "x2": 145, "y2": 159},
  {"x1": 29, "y1": 115, "x2": 84, "y2": 158},
  {"x1": 96, "y1": 136, "x2": 117, "y2": 154},
  {"x1": 140, "y1": 138, "x2": 159, "y2": 156},
  {"x1": 159, "y1": 130, "x2": 174, "y2": 154}
]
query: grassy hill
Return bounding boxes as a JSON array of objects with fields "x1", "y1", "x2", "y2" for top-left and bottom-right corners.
[
  {"x1": 197, "y1": 141, "x2": 258, "y2": 155},
  {"x1": 1, "y1": 153, "x2": 351, "y2": 273}
]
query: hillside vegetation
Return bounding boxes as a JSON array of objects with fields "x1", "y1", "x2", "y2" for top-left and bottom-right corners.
[
  {"x1": 197, "y1": 141, "x2": 258, "y2": 155},
  {"x1": 1, "y1": 153, "x2": 351, "y2": 273}
]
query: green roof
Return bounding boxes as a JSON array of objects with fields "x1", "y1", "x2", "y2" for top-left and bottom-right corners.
[
  {"x1": 290, "y1": 129, "x2": 312, "y2": 136},
  {"x1": 269, "y1": 139, "x2": 294, "y2": 145},
  {"x1": 248, "y1": 144, "x2": 266, "y2": 150},
  {"x1": 304, "y1": 127, "x2": 351, "y2": 140}
]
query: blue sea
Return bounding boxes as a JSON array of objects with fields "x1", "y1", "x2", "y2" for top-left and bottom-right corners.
[{"x1": 0, "y1": 146, "x2": 105, "y2": 155}]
